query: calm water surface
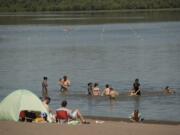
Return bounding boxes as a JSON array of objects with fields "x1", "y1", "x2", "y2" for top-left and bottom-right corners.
[{"x1": 0, "y1": 10, "x2": 180, "y2": 122}]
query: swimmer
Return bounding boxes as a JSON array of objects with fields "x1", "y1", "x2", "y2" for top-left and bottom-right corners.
[
  {"x1": 129, "y1": 78, "x2": 141, "y2": 96},
  {"x1": 101, "y1": 84, "x2": 111, "y2": 96},
  {"x1": 60, "y1": 75, "x2": 71, "y2": 92},
  {"x1": 87, "y1": 82, "x2": 93, "y2": 95},
  {"x1": 163, "y1": 86, "x2": 175, "y2": 95},
  {"x1": 129, "y1": 90, "x2": 137, "y2": 96},
  {"x1": 129, "y1": 89, "x2": 140, "y2": 96},
  {"x1": 109, "y1": 87, "x2": 119, "y2": 99},
  {"x1": 92, "y1": 83, "x2": 101, "y2": 96}
]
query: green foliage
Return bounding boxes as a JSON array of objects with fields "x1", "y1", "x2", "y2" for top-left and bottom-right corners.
[{"x1": 0, "y1": 0, "x2": 180, "y2": 12}]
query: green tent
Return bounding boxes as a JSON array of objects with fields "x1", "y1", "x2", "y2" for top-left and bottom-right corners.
[{"x1": 0, "y1": 89, "x2": 51, "y2": 122}]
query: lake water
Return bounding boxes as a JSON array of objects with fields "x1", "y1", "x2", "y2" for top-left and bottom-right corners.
[{"x1": 0, "y1": 10, "x2": 180, "y2": 122}]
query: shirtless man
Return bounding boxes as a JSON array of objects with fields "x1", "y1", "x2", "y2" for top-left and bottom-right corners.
[
  {"x1": 109, "y1": 87, "x2": 119, "y2": 99},
  {"x1": 101, "y1": 84, "x2": 111, "y2": 96},
  {"x1": 60, "y1": 76, "x2": 71, "y2": 92},
  {"x1": 56, "y1": 100, "x2": 89, "y2": 124}
]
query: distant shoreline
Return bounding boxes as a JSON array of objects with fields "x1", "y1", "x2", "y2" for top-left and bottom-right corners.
[
  {"x1": 0, "y1": 0, "x2": 180, "y2": 12},
  {"x1": 0, "y1": 8, "x2": 180, "y2": 14}
]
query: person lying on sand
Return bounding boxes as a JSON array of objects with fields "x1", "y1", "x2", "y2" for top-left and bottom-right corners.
[
  {"x1": 163, "y1": 86, "x2": 176, "y2": 95},
  {"x1": 56, "y1": 100, "x2": 90, "y2": 124}
]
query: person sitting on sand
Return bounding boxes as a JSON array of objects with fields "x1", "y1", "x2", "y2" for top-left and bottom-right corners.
[
  {"x1": 42, "y1": 97, "x2": 55, "y2": 122},
  {"x1": 42, "y1": 97, "x2": 52, "y2": 113},
  {"x1": 92, "y1": 83, "x2": 101, "y2": 96},
  {"x1": 109, "y1": 87, "x2": 119, "y2": 99},
  {"x1": 60, "y1": 75, "x2": 71, "y2": 92},
  {"x1": 101, "y1": 84, "x2": 111, "y2": 96},
  {"x1": 163, "y1": 86, "x2": 175, "y2": 95},
  {"x1": 129, "y1": 109, "x2": 143, "y2": 122},
  {"x1": 87, "y1": 82, "x2": 93, "y2": 95},
  {"x1": 129, "y1": 78, "x2": 141, "y2": 96},
  {"x1": 56, "y1": 100, "x2": 89, "y2": 124}
]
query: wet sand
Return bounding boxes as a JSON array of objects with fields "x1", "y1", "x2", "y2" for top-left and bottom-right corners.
[{"x1": 0, "y1": 119, "x2": 179, "y2": 135}]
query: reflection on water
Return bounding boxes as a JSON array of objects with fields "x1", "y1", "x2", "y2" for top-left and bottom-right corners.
[
  {"x1": 0, "y1": 10, "x2": 180, "y2": 122},
  {"x1": 133, "y1": 97, "x2": 140, "y2": 110}
]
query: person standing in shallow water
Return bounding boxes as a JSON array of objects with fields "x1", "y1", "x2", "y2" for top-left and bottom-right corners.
[
  {"x1": 92, "y1": 83, "x2": 101, "y2": 96},
  {"x1": 132, "y1": 78, "x2": 141, "y2": 96},
  {"x1": 87, "y1": 82, "x2": 93, "y2": 95},
  {"x1": 42, "y1": 76, "x2": 48, "y2": 99},
  {"x1": 163, "y1": 86, "x2": 176, "y2": 95},
  {"x1": 60, "y1": 75, "x2": 71, "y2": 92},
  {"x1": 101, "y1": 84, "x2": 111, "y2": 96}
]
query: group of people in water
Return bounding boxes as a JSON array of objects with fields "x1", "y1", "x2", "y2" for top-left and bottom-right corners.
[
  {"x1": 42, "y1": 75, "x2": 141, "y2": 100},
  {"x1": 42, "y1": 76, "x2": 175, "y2": 100},
  {"x1": 88, "y1": 83, "x2": 119, "y2": 98},
  {"x1": 42, "y1": 75, "x2": 71, "y2": 99}
]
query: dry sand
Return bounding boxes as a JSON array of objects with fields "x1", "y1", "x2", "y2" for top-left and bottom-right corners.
[{"x1": 0, "y1": 119, "x2": 180, "y2": 135}]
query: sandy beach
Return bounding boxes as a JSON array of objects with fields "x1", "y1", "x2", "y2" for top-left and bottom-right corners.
[{"x1": 0, "y1": 119, "x2": 179, "y2": 135}]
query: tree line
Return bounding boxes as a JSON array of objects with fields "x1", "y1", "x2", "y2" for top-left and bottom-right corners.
[{"x1": 0, "y1": 0, "x2": 180, "y2": 12}]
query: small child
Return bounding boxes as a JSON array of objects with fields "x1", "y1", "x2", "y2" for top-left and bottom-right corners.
[{"x1": 129, "y1": 109, "x2": 144, "y2": 122}]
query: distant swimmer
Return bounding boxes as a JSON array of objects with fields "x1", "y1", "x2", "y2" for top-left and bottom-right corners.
[
  {"x1": 101, "y1": 84, "x2": 111, "y2": 96},
  {"x1": 60, "y1": 75, "x2": 71, "y2": 92},
  {"x1": 87, "y1": 82, "x2": 93, "y2": 95},
  {"x1": 109, "y1": 87, "x2": 119, "y2": 99},
  {"x1": 130, "y1": 78, "x2": 141, "y2": 96},
  {"x1": 163, "y1": 86, "x2": 175, "y2": 95},
  {"x1": 92, "y1": 83, "x2": 101, "y2": 96},
  {"x1": 42, "y1": 76, "x2": 48, "y2": 99}
]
